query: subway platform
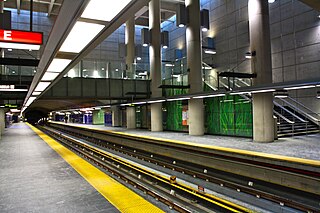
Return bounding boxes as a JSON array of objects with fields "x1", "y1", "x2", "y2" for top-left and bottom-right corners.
[
  {"x1": 52, "y1": 121, "x2": 320, "y2": 161},
  {"x1": 0, "y1": 122, "x2": 163, "y2": 213}
]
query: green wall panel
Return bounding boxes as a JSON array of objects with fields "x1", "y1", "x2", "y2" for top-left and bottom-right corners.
[
  {"x1": 205, "y1": 95, "x2": 253, "y2": 137},
  {"x1": 92, "y1": 110, "x2": 105, "y2": 125}
]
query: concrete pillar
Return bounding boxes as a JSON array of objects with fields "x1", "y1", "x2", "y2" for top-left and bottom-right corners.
[
  {"x1": 249, "y1": 0, "x2": 274, "y2": 142},
  {"x1": 126, "y1": 106, "x2": 136, "y2": 129},
  {"x1": 0, "y1": 109, "x2": 5, "y2": 138},
  {"x1": 186, "y1": 0, "x2": 204, "y2": 136},
  {"x1": 0, "y1": 1, "x2": 3, "y2": 13},
  {"x1": 125, "y1": 17, "x2": 135, "y2": 79},
  {"x1": 149, "y1": 0, "x2": 163, "y2": 132},
  {"x1": 111, "y1": 106, "x2": 120, "y2": 127}
]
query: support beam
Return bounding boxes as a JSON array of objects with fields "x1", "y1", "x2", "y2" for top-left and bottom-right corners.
[
  {"x1": 186, "y1": 0, "x2": 204, "y2": 136},
  {"x1": 249, "y1": 0, "x2": 274, "y2": 142},
  {"x1": 125, "y1": 17, "x2": 135, "y2": 79},
  {"x1": 126, "y1": 106, "x2": 136, "y2": 129},
  {"x1": 48, "y1": 0, "x2": 55, "y2": 16},
  {"x1": 16, "y1": 0, "x2": 21, "y2": 14},
  {"x1": 149, "y1": 0, "x2": 163, "y2": 132}
]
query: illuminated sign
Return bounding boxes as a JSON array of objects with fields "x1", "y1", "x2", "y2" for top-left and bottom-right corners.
[
  {"x1": 0, "y1": 29, "x2": 43, "y2": 44},
  {"x1": 0, "y1": 29, "x2": 43, "y2": 50}
]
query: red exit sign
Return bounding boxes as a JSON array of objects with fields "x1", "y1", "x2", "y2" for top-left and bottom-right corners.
[{"x1": 0, "y1": 29, "x2": 43, "y2": 45}]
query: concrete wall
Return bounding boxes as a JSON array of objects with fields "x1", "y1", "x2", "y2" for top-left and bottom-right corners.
[
  {"x1": 269, "y1": 0, "x2": 320, "y2": 113},
  {"x1": 160, "y1": 0, "x2": 320, "y2": 114}
]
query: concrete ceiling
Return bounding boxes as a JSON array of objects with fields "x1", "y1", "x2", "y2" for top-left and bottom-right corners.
[{"x1": 3, "y1": 0, "x2": 63, "y2": 16}]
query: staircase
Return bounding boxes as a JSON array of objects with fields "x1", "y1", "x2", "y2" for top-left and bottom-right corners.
[
  {"x1": 274, "y1": 105, "x2": 319, "y2": 137},
  {"x1": 207, "y1": 74, "x2": 320, "y2": 138}
]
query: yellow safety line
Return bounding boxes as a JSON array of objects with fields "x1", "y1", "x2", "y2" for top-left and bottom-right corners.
[
  {"x1": 27, "y1": 123, "x2": 164, "y2": 213},
  {"x1": 60, "y1": 130, "x2": 252, "y2": 213},
  {"x1": 50, "y1": 121, "x2": 320, "y2": 167}
]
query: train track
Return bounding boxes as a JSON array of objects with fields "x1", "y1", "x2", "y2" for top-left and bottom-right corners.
[
  {"x1": 40, "y1": 125, "x2": 252, "y2": 212},
  {"x1": 44, "y1": 122, "x2": 320, "y2": 212}
]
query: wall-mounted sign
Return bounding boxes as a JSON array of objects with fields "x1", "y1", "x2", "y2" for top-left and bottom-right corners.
[{"x1": 0, "y1": 29, "x2": 43, "y2": 50}]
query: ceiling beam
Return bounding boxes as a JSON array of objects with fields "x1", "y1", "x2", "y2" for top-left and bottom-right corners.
[
  {"x1": 16, "y1": 0, "x2": 21, "y2": 14},
  {"x1": 24, "y1": 0, "x2": 90, "y2": 106},
  {"x1": 47, "y1": 0, "x2": 55, "y2": 16}
]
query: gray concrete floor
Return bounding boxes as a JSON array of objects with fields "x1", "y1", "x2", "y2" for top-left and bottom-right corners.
[
  {"x1": 61, "y1": 122, "x2": 320, "y2": 161},
  {"x1": 0, "y1": 122, "x2": 119, "y2": 213}
]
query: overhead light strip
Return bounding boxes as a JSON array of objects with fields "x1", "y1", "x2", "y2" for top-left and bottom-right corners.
[
  {"x1": 59, "y1": 21, "x2": 105, "y2": 53},
  {"x1": 0, "y1": 42, "x2": 40, "y2": 50},
  {"x1": 81, "y1": 0, "x2": 132, "y2": 22},
  {"x1": 34, "y1": 82, "x2": 51, "y2": 92}
]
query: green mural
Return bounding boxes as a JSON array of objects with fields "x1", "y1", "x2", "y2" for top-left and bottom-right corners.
[
  {"x1": 162, "y1": 81, "x2": 253, "y2": 137},
  {"x1": 205, "y1": 95, "x2": 253, "y2": 137},
  {"x1": 92, "y1": 110, "x2": 105, "y2": 125}
]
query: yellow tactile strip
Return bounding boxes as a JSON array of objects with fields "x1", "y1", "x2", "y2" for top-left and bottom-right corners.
[{"x1": 27, "y1": 123, "x2": 164, "y2": 213}]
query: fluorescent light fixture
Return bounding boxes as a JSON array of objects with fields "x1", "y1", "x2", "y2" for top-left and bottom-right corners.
[
  {"x1": 136, "y1": 57, "x2": 142, "y2": 61},
  {"x1": 8, "y1": 49, "x2": 12, "y2": 51},
  {"x1": 34, "y1": 82, "x2": 51, "y2": 92},
  {"x1": 41, "y1": 72, "x2": 60, "y2": 81},
  {"x1": 268, "y1": 0, "x2": 275, "y2": 3},
  {"x1": 147, "y1": 100, "x2": 166, "y2": 104},
  {"x1": 94, "y1": 107, "x2": 101, "y2": 110},
  {"x1": 0, "y1": 42, "x2": 40, "y2": 50},
  {"x1": 284, "y1": 85, "x2": 316, "y2": 90},
  {"x1": 132, "y1": 102, "x2": 146, "y2": 105},
  {"x1": 165, "y1": 64, "x2": 174, "y2": 67},
  {"x1": 178, "y1": 24, "x2": 185, "y2": 28},
  {"x1": 47, "y1": 58, "x2": 72, "y2": 73},
  {"x1": 251, "y1": 89, "x2": 275, "y2": 94},
  {"x1": 193, "y1": 94, "x2": 225, "y2": 99},
  {"x1": 202, "y1": 27, "x2": 208, "y2": 32},
  {"x1": 25, "y1": 97, "x2": 37, "y2": 106},
  {"x1": 230, "y1": 91, "x2": 251, "y2": 95},
  {"x1": 59, "y1": 21, "x2": 104, "y2": 53},
  {"x1": 204, "y1": 49, "x2": 216, "y2": 54},
  {"x1": 142, "y1": 43, "x2": 148, "y2": 47},
  {"x1": 120, "y1": 103, "x2": 131, "y2": 106},
  {"x1": 10, "y1": 109, "x2": 21, "y2": 113},
  {"x1": 245, "y1": 51, "x2": 256, "y2": 59},
  {"x1": 202, "y1": 66, "x2": 213, "y2": 70},
  {"x1": 0, "y1": 88, "x2": 28, "y2": 92},
  {"x1": 32, "y1": 91, "x2": 41, "y2": 96},
  {"x1": 163, "y1": 45, "x2": 168, "y2": 49},
  {"x1": 167, "y1": 97, "x2": 190, "y2": 101},
  {"x1": 81, "y1": 0, "x2": 131, "y2": 22}
]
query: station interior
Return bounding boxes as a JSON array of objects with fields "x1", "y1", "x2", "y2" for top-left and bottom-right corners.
[{"x1": 0, "y1": 0, "x2": 319, "y2": 212}]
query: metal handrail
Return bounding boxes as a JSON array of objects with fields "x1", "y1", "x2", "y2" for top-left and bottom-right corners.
[
  {"x1": 274, "y1": 102, "x2": 307, "y2": 123},
  {"x1": 275, "y1": 98, "x2": 319, "y2": 124},
  {"x1": 279, "y1": 96, "x2": 320, "y2": 123},
  {"x1": 273, "y1": 110, "x2": 295, "y2": 124}
]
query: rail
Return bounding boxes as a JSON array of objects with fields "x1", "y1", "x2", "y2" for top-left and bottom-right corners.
[
  {"x1": 45, "y1": 121, "x2": 320, "y2": 213},
  {"x1": 276, "y1": 96, "x2": 320, "y2": 125}
]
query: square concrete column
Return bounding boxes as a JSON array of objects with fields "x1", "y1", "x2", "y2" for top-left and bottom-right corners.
[
  {"x1": 186, "y1": 0, "x2": 204, "y2": 136},
  {"x1": 111, "y1": 106, "x2": 121, "y2": 127},
  {"x1": 249, "y1": 0, "x2": 274, "y2": 142},
  {"x1": 125, "y1": 17, "x2": 135, "y2": 79},
  {"x1": 126, "y1": 106, "x2": 136, "y2": 129},
  {"x1": 149, "y1": 0, "x2": 163, "y2": 132},
  {"x1": 0, "y1": 109, "x2": 5, "y2": 138}
]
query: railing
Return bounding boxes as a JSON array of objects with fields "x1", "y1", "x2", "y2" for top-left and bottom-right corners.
[{"x1": 275, "y1": 96, "x2": 320, "y2": 126}]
